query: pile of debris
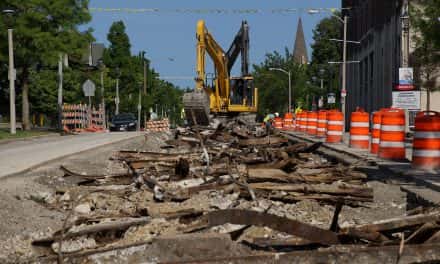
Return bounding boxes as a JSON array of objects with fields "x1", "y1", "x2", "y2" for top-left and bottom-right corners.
[{"x1": 28, "y1": 123, "x2": 440, "y2": 262}]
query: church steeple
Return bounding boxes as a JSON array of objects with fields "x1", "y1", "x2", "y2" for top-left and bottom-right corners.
[{"x1": 293, "y1": 17, "x2": 308, "y2": 65}]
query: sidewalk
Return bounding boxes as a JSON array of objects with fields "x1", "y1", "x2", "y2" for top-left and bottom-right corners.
[
  {"x1": 0, "y1": 132, "x2": 143, "y2": 178},
  {"x1": 282, "y1": 131, "x2": 440, "y2": 204}
]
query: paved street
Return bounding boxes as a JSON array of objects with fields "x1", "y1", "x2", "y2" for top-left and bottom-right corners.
[{"x1": 0, "y1": 132, "x2": 143, "y2": 178}]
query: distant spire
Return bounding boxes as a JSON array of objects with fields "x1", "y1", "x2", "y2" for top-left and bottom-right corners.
[{"x1": 293, "y1": 17, "x2": 308, "y2": 65}]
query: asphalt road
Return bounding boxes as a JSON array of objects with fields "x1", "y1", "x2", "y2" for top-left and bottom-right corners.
[{"x1": 0, "y1": 132, "x2": 142, "y2": 178}]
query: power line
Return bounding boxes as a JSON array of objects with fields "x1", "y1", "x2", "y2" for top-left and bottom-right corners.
[{"x1": 89, "y1": 7, "x2": 349, "y2": 15}]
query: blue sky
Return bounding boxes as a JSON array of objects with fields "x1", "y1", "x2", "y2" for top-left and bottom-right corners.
[{"x1": 87, "y1": 0, "x2": 341, "y2": 88}]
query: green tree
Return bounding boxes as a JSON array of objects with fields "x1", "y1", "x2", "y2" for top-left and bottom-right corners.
[
  {"x1": 103, "y1": 21, "x2": 131, "y2": 71},
  {"x1": 0, "y1": 0, "x2": 92, "y2": 130},
  {"x1": 309, "y1": 14, "x2": 342, "y2": 107},
  {"x1": 253, "y1": 49, "x2": 308, "y2": 119},
  {"x1": 411, "y1": 1, "x2": 440, "y2": 110}
]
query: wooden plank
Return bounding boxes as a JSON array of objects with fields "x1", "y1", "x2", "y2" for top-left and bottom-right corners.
[
  {"x1": 341, "y1": 212, "x2": 440, "y2": 234},
  {"x1": 238, "y1": 137, "x2": 288, "y2": 147},
  {"x1": 204, "y1": 209, "x2": 340, "y2": 245},
  {"x1": 405, "y1": 222, "x2": 440, "y2": 244},
  {"x1": 247, "y1": 168, "x2": 290, "y2": 183},
  {"x1": 33, "y1": 217, "x2": 150, "y2": 245},
  {"x1": 249, "y1": 182, "x2": 373, "y2": 198}
]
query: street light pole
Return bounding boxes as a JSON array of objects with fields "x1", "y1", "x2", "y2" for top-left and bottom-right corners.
[
  {"x1": 57, "y1": 54, "x2": 63, "y2": 132},
  {"x1": 137, "y1": 83, "x2": 141, "y2": 131},
  {"x1": 269, "y1": 67, "x2": 292, "y2": 112},
  {"x1": 100, "y1": 67, "x2": 106, "y2": 129},
  {"x1": 288, "y1": 71, "x2": 292, "y2": 112},
  {"x1": 115, "y1": 68, "x2": 120, "y2": 115},
  {"x1": 342, "y1": 15, "x2": 348, "y2": 132},
  {"x1": 7, "y1": 28, "x2": 16, "y2": 134}
]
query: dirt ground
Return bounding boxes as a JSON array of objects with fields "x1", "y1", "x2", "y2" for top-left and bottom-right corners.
[
  {"x1": 0, "y1": 134, "x2": 162, "y2": 262},
  {"x1": 0, "y1": 132, "x2": 410, "y2": 263}
]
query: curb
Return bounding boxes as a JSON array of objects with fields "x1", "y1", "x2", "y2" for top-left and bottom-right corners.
[
  {"x1": 0, "y1": 132, "x2": 61, "y2": 146},
  {"x1": 0, "y1": 133, "x2": 144, "y2": 180}
]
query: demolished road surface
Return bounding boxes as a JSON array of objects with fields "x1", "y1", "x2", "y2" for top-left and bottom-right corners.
[{"x1": 0, "y1": 124, "x2": 439, "y2": 264}]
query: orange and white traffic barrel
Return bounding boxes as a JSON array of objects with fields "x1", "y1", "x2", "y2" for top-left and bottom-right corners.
[
  {"x1": 326, "y1": 110, "x2": 344, "y2": 143},
  {"x1": 274, "y1": 117, "x2": 283, "y2": 129},
  {"x1": 378, "y1": 109, "x2": 406, "y2": 160},
  {"x1": 307, "y1": 111, "x2": 318, "y2": 135},
  {"x1": 299, "y1": 112, "x2": 308, "y2": 132},
  {"x1": 412, "y1": 111, "x2": 440, "y2": 170},
  {"x1": 350, "y1": 108, "x2": 370, "y2": 149},
  {"x1": 294, "y1": 112, "x2": 301, "y2": 131},
  {"x1": 317, "y1": 110, "x2": 328, "y2": 138},
  {"x1": 283, "y1": 112, "x2": 294, "y2": 131},
  {"x1": 370, "y1": 110, "x2": 383, "y2": 154},
  {"x1": 292, "y1": 114, "x2": 298, "y2": 131}
]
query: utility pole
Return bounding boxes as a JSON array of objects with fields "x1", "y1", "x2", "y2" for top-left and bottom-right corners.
[
  {"x1": 288, "y1": 71, "x2": 292, "y2": 112},
  {"x1": 341, "y1": 15, "x2": 348, "y2": 132},
  {"x1": 137, "y1": 84, "x2": 141, "y2": 131},
  {"x1": 144, "y1": 60, "x2": 148, "y2": 128},
  {"x1": 7, "y1": 28, "x2": 16, "y2": 134},
  {"x1": 100, "y1": 68, "x2": 106, "y2": 129},
  {"x1": 144, "y1": 61, "x2": 147, "y2": 94},
  {"x1": 57, "y1": 54, "x2": 63, "y2": 131},
  {"x1": 115, "y1": 70, "x2": 120, "y2": 115}
]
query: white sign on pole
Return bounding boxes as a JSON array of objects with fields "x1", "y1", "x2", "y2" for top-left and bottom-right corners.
[
  {"x1": 392, "y1": 91, "x2": 421, "y2": 110},
  {"x1": 399, "y1": 67, "x2": 414, "y2": 85},
  {"x1": 327, "y1": 93, "x2": 336, "y2": 104},
  {"x1": 82, "y1": 79, "x2": 96, "y2": 97}
]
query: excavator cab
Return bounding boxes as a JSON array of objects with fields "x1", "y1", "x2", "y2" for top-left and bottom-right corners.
[{"x1": 229, "y1": 77, "x2": 255, "y2": 107}]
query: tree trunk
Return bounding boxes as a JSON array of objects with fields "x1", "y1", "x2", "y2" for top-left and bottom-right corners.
[
  {"x1": 426, "y1": 72, "x2": 431, "y2": 111},
  {"x1": 426, "y1": 88, "x2": 431, "y2": 111},
  {"x1": 21, "y1": 67, "x2": 31, "y2": 130}
]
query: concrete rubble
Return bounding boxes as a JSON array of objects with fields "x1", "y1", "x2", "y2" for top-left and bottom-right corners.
[{"x1": 2, "y1": 121, "x2": 440, "y2": 263}]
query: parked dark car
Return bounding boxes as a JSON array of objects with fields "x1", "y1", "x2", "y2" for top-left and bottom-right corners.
[{"x1": 109, "y1": 113, "x2": 137, "y2": 131}]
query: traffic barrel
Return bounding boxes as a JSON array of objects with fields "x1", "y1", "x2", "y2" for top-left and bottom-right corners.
[
  {"x1": 307, "y1": 111, "x2": 318, "y2": 135},
  {"x1": 412, "y1": 111, "x2": 440, "y2": 170},
  {"x1": 378, "y1": 108, "x2": 406, "y2": 160},
  {"x1": 371, "y1": 110, "x2": 383, "y2": 154},
  {"x1": 293, "y1": 113, "x2": 298, "y2": 131},
  {"x1": 317, "y1": 110, "x2": 328, "y2": 138},
  {"x1": 283, "y1": 112, "x2": 294, "y2": 131},
  {"x1": 294, "y1": 112, "x2": 301, "y2": 131},
  {"x1": 326, "y1": 110, "x2": 344, "y2": 143},
  {"x1": 299, "y1": 112, "x2": 308, "y2": 132},
  {"x1": 274, "y1": 117, "x2": 283, "y2": 129},
  {"x1": 350, "y1": 108, "x2": 370, "y2": 149}
]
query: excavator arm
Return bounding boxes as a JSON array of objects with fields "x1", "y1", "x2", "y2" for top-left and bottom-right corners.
[
  {"x1": 196, "y1": 20, "x2": 230, "y2": 111},
  {"x1": 226, "y1": 21, "x2": 250, "y2": 76}
]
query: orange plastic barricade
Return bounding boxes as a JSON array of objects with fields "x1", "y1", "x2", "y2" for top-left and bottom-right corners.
[
  {"x1": 298, "y1": 112, "x2": 307, "y2": 132},
  {"x1": 350, "y1": 109, "x2": 370, "y2": 149},
  {"x1": 274, "y1": 117, "x2": 283, "y2": 129},
  {"x1": 412, "y1": 111, "x2": 440, "y2": 170},
  {"x1": 283, "y1": 112, "x2": 294, "y2": 131},
  {"x1": 378, "y1": 109, "x2": 406, "y2": 160},
  {"x1": 370, "y1": 111, "x2": 383, "y2": 154},
  {"x1": 317, "y1": 110, "x2": 327, "y2": 138},
  {"x1": 326, "y1": 110, "x2": 344, "y2": 143},
  {"x1": 306, "y1": 111, "x2": 318, "y2": 135}
]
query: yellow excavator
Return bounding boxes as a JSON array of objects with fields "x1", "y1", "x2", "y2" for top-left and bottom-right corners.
[{"x1": 183, "y1": 20, "x2": 258, "y2": 125}]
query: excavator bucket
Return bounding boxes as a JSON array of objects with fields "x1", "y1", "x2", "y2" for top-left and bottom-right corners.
[{"x1": 183, "y1": 90, "x2": 210, "y2": 126}]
